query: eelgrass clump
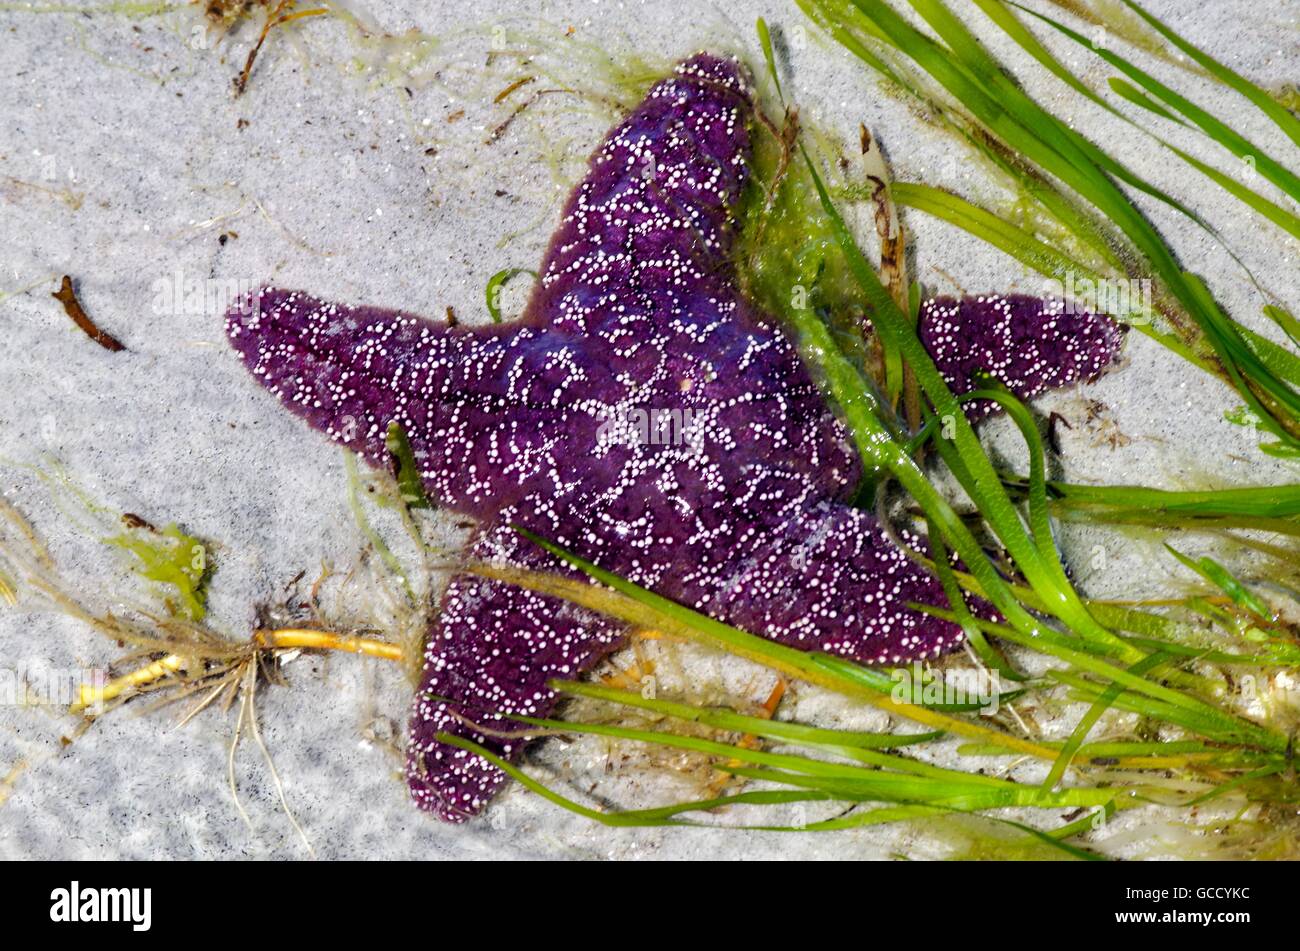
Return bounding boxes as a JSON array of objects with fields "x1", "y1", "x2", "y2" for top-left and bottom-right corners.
[{"x1": 796, "y1": 0, "x2": 1300, "y2": 457}]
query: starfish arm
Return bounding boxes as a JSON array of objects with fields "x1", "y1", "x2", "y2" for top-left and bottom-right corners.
[
  {"x1": 404, "y1": 493, "x2": 960, "y2": 820},
  {"x1": 527, "y1": 480, "x2": 963, "y2": 668},
  {"x1": 523, "y1": 53, "x2": 755, "y2": 337},
  {"x1": 225, "y1": 281, "x2": 861, "y2": 521},
  {"x1": 407, "y1": 556, "x2": 624, "y2": 822},
  {"x1": 919, "y1": 294, "x2": 1123, "y2": 413},
  {"x1": 226, "y1": 287, "x2": 624, "y2": 518},
  {"x1": 693, "y1": 499, "x2": 965, "y2": 665},
  {"x1": 406, "y1": 486, "x2": 963, "y2": 820}
]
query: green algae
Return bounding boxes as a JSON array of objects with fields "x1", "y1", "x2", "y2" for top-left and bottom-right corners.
[
  {"x1": 105, "y1": 521, "x2": 212, "y2": 621},
  {"x1": 735, "y1": 95, "x2": 876, "y2": 374}
]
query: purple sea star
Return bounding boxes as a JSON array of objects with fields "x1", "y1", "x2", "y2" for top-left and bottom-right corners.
[{"x1": 226, "y1": 53, "x2": 1121, "y2": 821}]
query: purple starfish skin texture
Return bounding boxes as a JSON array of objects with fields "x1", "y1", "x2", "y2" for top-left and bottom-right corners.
[
  {"x1": 920, "y1": 294, "x2": 1123, "y2": 416},
  {"x1": 225, "y1": 53, "x2": 1123, "y2": 822}
]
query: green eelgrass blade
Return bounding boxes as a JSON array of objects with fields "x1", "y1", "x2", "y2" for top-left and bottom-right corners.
[
  {"x1": 955, "y1": 738, "x2": 1234, "y2": 766},
  {"x1": 436, "y1": 731, "x2": 690, "y2": 827},
  {"x1": 431, "y1": 739, "x2": 1087, "y2": 837},
  {"x1": 439, "y1": 732, "x2": 846, "y2": 828},
  {"x1": 962, "y1": 383, "x2": 1057, "y2": 567},
  {"x1": 998, "y1": 475, "x2": 1300, "y2": 536},
  {"x1": 490, "y1": 539, "x2": 1060, "y2": 760},
  {"x1": 969, "y1": 0, "x2": 1111, "y2": 112},
  {"x1": 617, "y1": 790, "x2": 836, "y2": 822},
  {"x1": 797, "y1": 808, "x2": 1106, "y2": 856},
  {"x1": 903, "y1": 0, "x2": 1204, "y2": 224},
  {"x1": 1263, "y1": 305, "x2": 1300, "y2": 349},
  {"x1": 1058, "y1": 511, "x2": 1300, "y2": 537},
  {"x1": 994, "y1": 817, "x2": 1108, "y2": 860},
  {"x1": 930, "y1": 381, "x2": 1082, "y2": 674},
  {"x1": 513, "y1": 714, "x2": 1054, "y2": 800},
  {"x1": 809, "y1": 0, "x2": 1129, "y2": 276},
  {"x1": 763, "y1": 803, "x2": 953, "y2": 832},
  {"x1": 1076, "y1": 741, "x2": 1210, "y2": 759},
  {"x1": 925, "y1": 517, "x2": 1024, "y2": 681},
  {"x1": 508, "y1": 714, "x2": 965, "y2": 783},
  {"x1": 1104, "y1": 78, "x2": 1300, "y2": 247},
  {"x1": 518, "y1": 491, "x2": 1283, "y2": 757},
  {"x1": 977, "y1": 3, "x2": 1300, "y2": 249},
  {"x1": 912, "y1": 601, "x2": 1220, "y2": 700},
  {"x1": 1047, "y1": 800, "x2": 1114, "y2": 839},
  {"x1": 1141, "y1": 122, "x2": 1300, "y2": 243},
  {"x1": 1154, "y1": 141, "x2": 1300, "y2": 247},
  {"x1": 806, "y1": 651, "x2": 1026, "y2": 711},
  {"x1": 935, "y1": 564, "x2": 1284, "y2": 670},
  {"x1": 1011, "y1": 2, "x2": 1300, "y2": 206},
  {"x1": 1107, "y1": 76, "x2": 1186, "y2": 125},
  {"x1": 1041, "y1": 652, "x2": 1169, "y2": 792},
  {"x1": 1120, "y1": 0, "x2": 1300, "y2": 149},
  {"x1": 1117, "y1": 633, "x2": 1300, "y2": 669},
  {"x1": 384, "y1": 422, "x2": 432, "y2": 510},
  {"x1": 720, "y1": 765, "x2": 1116, "y2": 810},
  {"x1": 1164, "y1": 545, "x2": 1275, "y2": 620},
  {"x1": 613, "y1": 789, "x2": 837, "y2": 826},
  {"x1": 794, "y1": 0, "x2": 918, "y2": 95},
  {"x1": 961, "y1": 119, "x2": 1128, "y2": 276},
  {"x1": 1179, "y1": 271, "x2": 1300, "y2": 445},
  {"x1": 890, "y1": 182, "x2": 1111, "y2": 301},
  {"x1": 484, "y1": 267, "x2": 536, "y2": 323},
  {"x1": 442, "y1": 732, "x2": 1102, "y2": 836},
  {"x1": 910, "y1": 598, "x2": 1286, "y2": 750},
  {"x1": 1181, "y1": 764, "x2": 1287, "y2": 807},
  {"x1": 551, "y1": 678, "x2": 944, "y2": 752},
  {"x1": 756, "y1": 17, "x2": 783, "y2": 102},
  {"x1": 975, "y1": 0, "x2": 1296, "y2": 257},
  {"x1": 1035, "y1": 480, "x2": 1300, "y2": 519},
  {"x1": 1051, "y1": 676, "x2": 1237, "y2": 743},
  {"x1": 1239, "y1": 320, "x2": 1300, "y2": 434},
  {"x1": 1048, "y1": 669, "x2": 1285, "y2": 752},
  {"x1": 806, "y1": 0, "x2": 1124, "y2": 270}
]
